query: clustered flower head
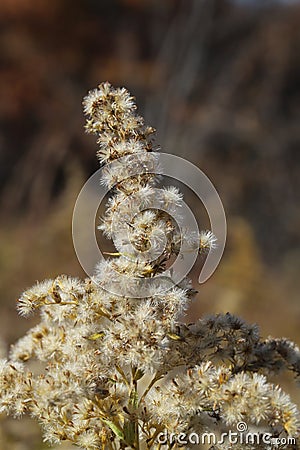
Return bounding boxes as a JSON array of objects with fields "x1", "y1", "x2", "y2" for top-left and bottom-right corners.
[{"x1": 1, "y1": 82, "x2": 300, "y2": 449}]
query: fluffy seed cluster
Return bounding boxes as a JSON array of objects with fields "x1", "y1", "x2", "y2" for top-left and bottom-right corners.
[{"x1": 0, "y1": 82, "x2": 299, "y2": 450}]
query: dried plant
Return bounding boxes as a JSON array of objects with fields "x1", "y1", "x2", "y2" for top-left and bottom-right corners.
[{"x1": 1, "y1": 82, "x2": 300, "y2": 449}]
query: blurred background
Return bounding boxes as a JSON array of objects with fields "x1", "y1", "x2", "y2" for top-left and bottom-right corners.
[{"x1": 0, "y1": 0, "x2": 299, "y2": 448}]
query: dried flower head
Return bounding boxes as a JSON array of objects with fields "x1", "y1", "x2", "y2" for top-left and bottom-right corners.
[{"x1": 0, "y1": 82, "x2": 299, "y2": 449}]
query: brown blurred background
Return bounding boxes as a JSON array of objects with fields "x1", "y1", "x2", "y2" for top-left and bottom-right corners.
[{"x1": 0, "y1": 0, "x2": 300, "y2": 448}]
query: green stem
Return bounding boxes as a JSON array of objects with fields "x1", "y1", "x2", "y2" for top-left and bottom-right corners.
[
  {"x1": 139, "y1": 373, "x2": 163, "y2": 406},
  {"x1": 115, "y1": 365, "x2": 130, "y2": 390}
]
